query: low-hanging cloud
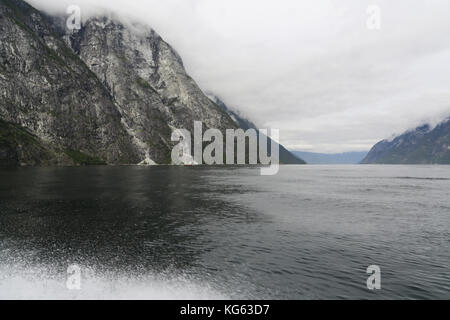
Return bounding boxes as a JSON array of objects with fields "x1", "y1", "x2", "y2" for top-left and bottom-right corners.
[{"x1": 27, "y1": 0, "x2": 450, "y2": 153}]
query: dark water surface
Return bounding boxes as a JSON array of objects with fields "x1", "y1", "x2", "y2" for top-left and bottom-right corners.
[{"x1": 0, "y1": 165, "x2": 449, "y2": 299}]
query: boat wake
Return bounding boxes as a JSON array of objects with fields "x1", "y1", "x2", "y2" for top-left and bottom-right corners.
[{"x1": 0, "y1": 262, "x2": 229, "y2": 300}]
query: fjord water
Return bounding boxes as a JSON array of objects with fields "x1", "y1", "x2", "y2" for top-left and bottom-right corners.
[{"x1": 0, "y1": 165, "x2": 449, "y2": 300}]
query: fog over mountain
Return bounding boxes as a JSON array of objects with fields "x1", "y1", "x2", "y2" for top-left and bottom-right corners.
[{"x1": 27, "y1": 0, "x2": 450, "y2": 153}]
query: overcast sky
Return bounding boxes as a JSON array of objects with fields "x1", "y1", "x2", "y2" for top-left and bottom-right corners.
[{"x1": 28, "y1": 0, "x2": 450, "y2": 153}]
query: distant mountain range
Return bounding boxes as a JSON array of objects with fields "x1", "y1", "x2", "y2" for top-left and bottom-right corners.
[
  {"x1": 362, "y1": 119, "x2": 450, "y2": 164},
  {"x1": 293, "y1": 151, "x2": 368, "y2": 164}
]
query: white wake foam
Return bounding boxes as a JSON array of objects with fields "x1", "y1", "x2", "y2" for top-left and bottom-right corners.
[{"x1": 0, "y1": 263, "x2": 229, "y2": 300}]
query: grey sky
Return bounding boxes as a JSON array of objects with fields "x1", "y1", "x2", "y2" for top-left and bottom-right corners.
[{"x1": 28, "y1": 0, "x2": 450, "y2": 152}]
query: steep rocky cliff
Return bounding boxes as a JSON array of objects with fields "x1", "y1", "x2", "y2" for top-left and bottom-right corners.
[
  {"x1": 0, "y1": 0, "x2": 144, "y2": 165},
  {"x1": 50, "y1": 14, "x2": 239, "y2": 164},
  {"x1": 362, "y1": 119, "x2": 450, "y2": 164},
  {"x1": 0, "y1": 0, "x2": 298, "y2": 166},
  {"x1": 0, "y1": 0, "x2": 240, "y2": 166}
]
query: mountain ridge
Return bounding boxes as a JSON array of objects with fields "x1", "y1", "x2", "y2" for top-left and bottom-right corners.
[
  {"x1": 1, "y1": 0, "x2": 288, "y2": 166},
  {"x1": 362, "y1": 118, "x2": 450, "y2": 164}
]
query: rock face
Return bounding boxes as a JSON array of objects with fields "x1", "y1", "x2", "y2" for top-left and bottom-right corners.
[
  {"x1": 51, "y1": 14, "x2": 238, "y2": 164},
  {"x1": 0, "y1": 0, "x2": 303, "y2": 167},
  {"x1": 362, "y1": 119, "x2": 450, "y2": 164},
  {"x1": 209, "y1": 95, "x2": 306, "y2": 164},
  {"x1": 0, "y1": 0, "x2": 238, "y2": 166},
  {"x1": 0, "y1": 0, "x2": 144, "y2": 165}
]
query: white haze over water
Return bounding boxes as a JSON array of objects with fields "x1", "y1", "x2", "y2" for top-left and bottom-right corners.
[{"x1": 27, "y1": 0, "x2": 450, "y2": 153}]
